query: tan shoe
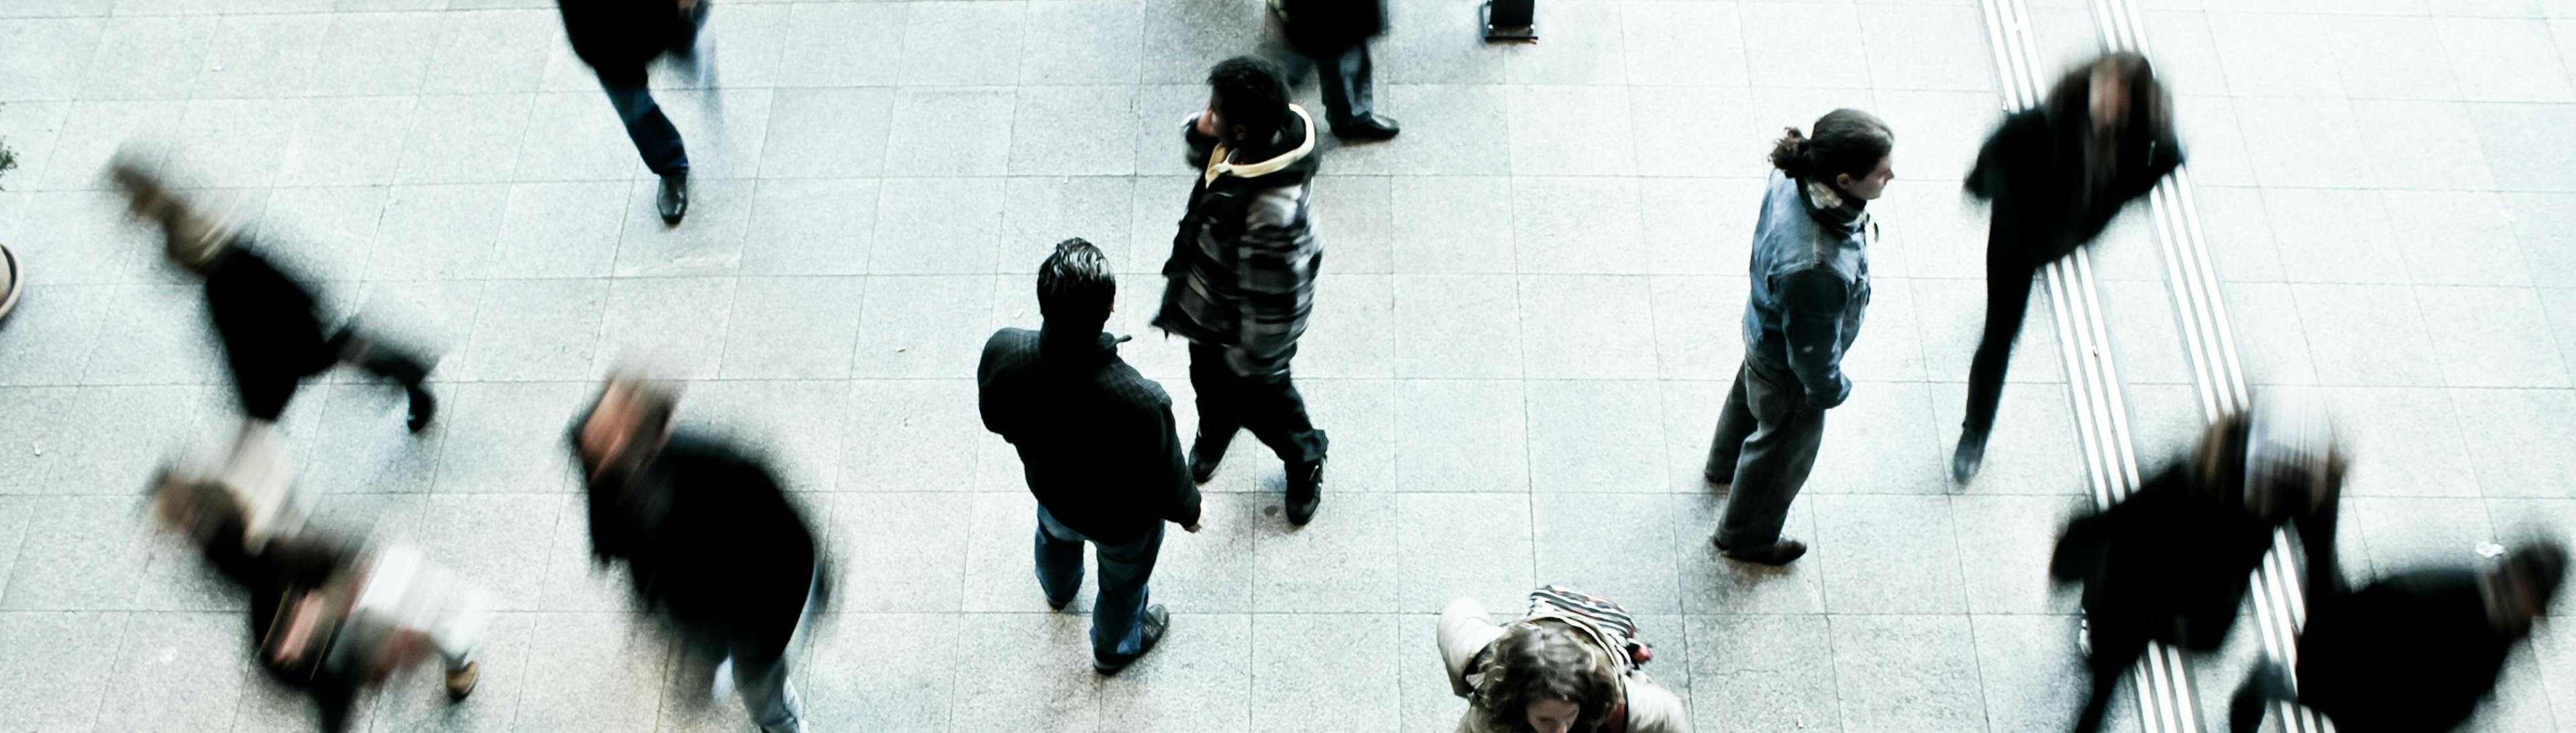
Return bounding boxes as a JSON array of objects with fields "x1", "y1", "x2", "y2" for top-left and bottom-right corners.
[{"x1": 445, "y1": 661, "x2": 478, "y2": 701}]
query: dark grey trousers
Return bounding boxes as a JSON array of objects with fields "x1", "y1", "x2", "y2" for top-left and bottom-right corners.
[{"x1": 1706, "y1": 357, "x2": 1828, "y2": 549}]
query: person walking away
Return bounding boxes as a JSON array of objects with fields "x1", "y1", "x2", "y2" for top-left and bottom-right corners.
[
  {"x1": 1951, "y1": 51, "x2": 2182, "y2": 483},
  {"x1": 1436, "y1": 587, "x2": 1689, "y2": 733},
  {"x1": 111, "y1": 158, "x2": 437, "y2": 542},
  {"x1": 2052, "y1": 398, "x2": 2345, "y2": 733},
  {"x1": 1158, "y1": 57, "x2": 1330, "y2": 526},
  {"x1": 149, "y1": 472, "x2": 487, "y2": 733},
  {"x1": 979, "y1": 238, "x2": 1203, "y2": 674},
  {"x1": 555, "y1": 0, "x2": 709, "y2": 225},
  {"x1": 569, "y1": 374, "x2": 823, "y2": 733},
  {"x1": 1704, "y1": 109, "x2": 1893, "y2": 566},
  {"x1": 1270, "y1": 0, "x2": 1399, "y2": 140},
  {"x1": 2228, "y1": 541, "x2": 2564, "y2": 733}
]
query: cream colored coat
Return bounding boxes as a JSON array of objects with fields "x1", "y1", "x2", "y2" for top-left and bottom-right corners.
[{"x1": 1436, "y1": 598, "x2": 1690, "y2": 733}]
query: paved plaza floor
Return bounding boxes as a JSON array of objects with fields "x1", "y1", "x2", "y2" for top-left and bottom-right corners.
[{"x1": 3, "y1": 0, "x2": 2575, "y2": 730}]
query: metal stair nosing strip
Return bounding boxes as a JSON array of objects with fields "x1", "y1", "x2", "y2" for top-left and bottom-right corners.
[
  {"x1": 1979, "y1": 1, "x2": 2200, "y2": 731},
  {"x1": 2088, "y1": 1, "x2": 2333, "y2": 732}
]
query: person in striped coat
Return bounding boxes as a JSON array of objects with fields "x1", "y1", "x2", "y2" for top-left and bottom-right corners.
[{"x1": 1155, "y1": 56, "x2": 1330, "y2": 526}]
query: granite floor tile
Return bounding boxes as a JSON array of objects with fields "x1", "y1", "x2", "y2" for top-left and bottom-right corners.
[{"x1": 1395, "y1": 492, "x2": 1532, "y2": 614}]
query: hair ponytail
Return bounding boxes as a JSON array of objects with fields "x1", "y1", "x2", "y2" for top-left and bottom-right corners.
[
  {"x1": 1769, "y1": 109, "x2": 1894, "y2": 187},
  {"x1": 1768, "y1": 128, "x2": 1812, "y2": 179}
]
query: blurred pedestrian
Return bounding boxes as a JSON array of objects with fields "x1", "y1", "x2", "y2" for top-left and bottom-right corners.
[
  {"x1": 150, "y1": 471, "x2": 488, "y2": 733},
  {"x1": 1436, "y1": 588, "x2": 1688, "y2": 733},
  {"x1": 2053, "y1": 400, "x2": 2345, "y2": 733},
  {"x1": 2228, "y1": 541, "x2": 2565, "y2": 733},
  {"x1": 1704, "y1": 109, "x2": 1893, "y2": 566},
  {"x1": 1951, "y1": 51, "x2": 2182, "y2": 482},
  {"x1": 979, "y1": 238, "x2": 1202, "y2": 674},
  {"x1": 554, "y1": 0, "x2": 709, "y2": 225},
  {"x1": 569, "y1": 374, "x2": 822, "y2": 733},
  {"x1": 110, "y1": 158, "x2": 437, "y2": 524},
  {"x1": 1159, "y1": 57, "x2": 1330, "y2": 526},
  {"x1": 1269, "y1": 0, "x2": 1399, "y2": 140}
]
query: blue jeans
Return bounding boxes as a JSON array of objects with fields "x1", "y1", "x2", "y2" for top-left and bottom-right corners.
[
  {"x1": 1034, "y1": 506, "x2": 1163, "y2": 663},
  {"x1": 596, "y1": 66, "x2": 689, "y2": 176}
]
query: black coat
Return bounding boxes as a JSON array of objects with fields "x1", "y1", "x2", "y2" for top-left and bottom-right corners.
[
  {"x1": 977, "y1": 327, "x2": 1200, "y2": 544},
  {"x1": 2297, "y1": 568, "x2": 2514, "y2": 733},
  {"x1": 555, "y1": 0, "x2": 694, "y2": 71},
  {"x1": 1280, "y1": 0, "x2": 1387, "y2": 52},
  {"x1": 2051, "y1": 460, "x2": 2338, "y2": 653},
  {"x1": 570, "y1": 419, "x2": 821, "y2": 659},
  {"x1": 193, "y1": 516, "x2": 364, "y2": 733},
  {"x1": 202, "y1": 245, "x2": 339, "y2": 421},
  {"x1": 1966, "y1": 101, "x2": 2184, "y2": 271}
]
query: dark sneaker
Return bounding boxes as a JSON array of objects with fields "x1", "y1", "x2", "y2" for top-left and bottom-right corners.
[
  {"x1": 445, "y1": 660, "x2": 478, "y2": 701},
  {"x1": 1333, "y1": 113, "x2": 1401, "y2": 141},
  {"x1": 1951, "y1": 433, "x2": 1986, "y2": 484},
  {"x1": 1285, "y1": 459, "x2": 1322, "y2": 526},
  {"x1": 1714, "y1": 535, "x2": 1808, "y2": 566},
  {"x1": 1094, "y1": 604, "x2": 1170, "y2": 675},
  {"x1": 657, "y1": 172, "x2": 689, "y2": 225},
  {"x1": 406, "y1": 386, "x2": 437, "y2": 433},
  {"x1": 1187, "y1": 435, "x2": 1226, "y2": 484}
]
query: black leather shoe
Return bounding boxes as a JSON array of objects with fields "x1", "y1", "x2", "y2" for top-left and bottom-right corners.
[
  {"x1": 1094, "y1": 604, "x2": 1169, "y2": 675},
  {"x1": 1703, "y1": 469, "x2": 1732, "y2": 487},
  {"x1": 1285, "y1": 459, "x2": 1323, "y2": 526},
  {"x1": 1951, "y1": 433, "x2": 1986, "y2": 484},
  {"x1": 405, "y1": 386, "x2": 437, "y2": 433},
  {"x1": 1188, "y1": 436, "x2": 1226, "y2": 484},
  {"x1": 1333, "y1": 113, "x2": 1401, "y2": 141},
  {"x1": 657, "y1": 172, "x2": 688, "y2": 225},
  {"x1": 1715, "y1": 535, "x2": 1808, "y2": 566}
]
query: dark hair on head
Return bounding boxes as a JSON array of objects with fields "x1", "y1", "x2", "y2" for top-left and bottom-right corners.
[
  {"x1": 2508, "y1": 541, "x2": 2569, "y2": 614},
  {"x1": 2049, "y1": 50, "x2": 2171, "y2": 137},
  {"x1": 1036, "y1": 237, "x2": 1116, "y2": 329},
  {"x1": 1768, "y1": 109, "x2": 1894, "y2": 188},
  {"x1": 1472, "y1": 622, "x2": 1623, "y2": 733},
  {"x1": 1208, "y1": 56, "x2": 1291, "y2": 142}
]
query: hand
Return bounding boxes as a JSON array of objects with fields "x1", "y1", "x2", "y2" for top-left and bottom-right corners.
[
  {"x1": 1191, "y1": 112, "x2": 1218, "y2": 138},
  {"x1": 1183, "y1": 522, "x2": 1202, "y2": 533}
]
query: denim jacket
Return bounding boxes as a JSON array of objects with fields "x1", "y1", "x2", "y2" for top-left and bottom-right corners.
[{"x1": 1740, "y1": 171, "x2": 1872, "y2": 408}]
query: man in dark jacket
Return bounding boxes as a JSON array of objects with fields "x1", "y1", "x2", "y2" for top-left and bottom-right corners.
[
  {"x1": 979, "y1": 238, "x2": 1201, "y2": 674},
  {"x1": 1953, "y1": 51, "x2": 2184, "y2": 483},
  {"x1": 2228, "y1": 541, "x2": 2565, "y2": 733},
  {"x1": 570, "y1": 374, "x2": 819, "y2": 733},
  {"x1": 1157, "y1": 57, "x2": 1330, "y2": 526},
  {"x1": 555, "y1": 0, "x2": 708, "y2": 224},
  {"x1": 1270, "y1": 0, "x2": 1399, "y2": 140},
  {"x1": 111, "y1": 158, "x2": 437, "y2": 440},
  {"x1": 2053, "y1": 401, "x2": 2344, "y2": 733}
]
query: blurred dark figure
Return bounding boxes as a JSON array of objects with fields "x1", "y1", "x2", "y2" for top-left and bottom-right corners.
[
  {"x1": 1159, "y1": 57, "x2": 1330, "y2": 526},
  {"x1": 979, "y1": 238, "x2": 1203, "y2": 674},
  {"x1": 1953, "y1": 51, "x2": 2184, "y2": 483},
  {"x1": 2051, "y1": 400, "x2": 2344, "y2": 733},
  {"x1": 1706, "y1": 109, "x2": 1894, "y2": 566},
  {"x1": 110, "y1": 158, "x2": 436, "y2": 500},
  {"x1": 150, "y1": 472, "x2": 486, "y2": 733},
  {"x1": 569, "y1": 374, "x2": 820, "y2": 733},
  {"x1": 555, "y1": 0, "x2": 708, "y2": 225},
  {"x1": 2229, "y1": 541, "x2": 2566, "y2": 733},
  {"x1": 1269, "y1": 0, "x2": 1399, "y2": 140}
]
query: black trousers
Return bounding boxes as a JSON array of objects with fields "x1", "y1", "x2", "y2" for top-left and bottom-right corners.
[
  {"x1": 1705, "y1": 357, "x2": 1827, "y2": 549},
  {"x1": 1964, "y1": 217, "x2": 2045, "y2": 443},
  {"x1": 227, "y1": 328, "x2": 429, "y2": 422},
  {"x1": 1188, "y1": 343, "x2": 1327, "y2": 466},
  {"x1": 596, "y1": 65, "x2": 690, "y2": 176},
  {"x1": 1280, "y1": 40, "x2": 1377, "y2": 127}
]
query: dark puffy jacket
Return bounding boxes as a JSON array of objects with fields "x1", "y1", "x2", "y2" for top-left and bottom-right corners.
[
  {"x1": 978, "y1": 327, "x2": 1200, "y2": 544},
  {"x1": 1279, "y1": 0, "x2": 1387, "y2": 51},
  {"x1": 569, "y1": 416, "x2": 821, "y2": 659},
  {"x1": 555, "y1": 0, "x2": 695, "y2": 70},
  {"x1": 2049, "y1": 458, "x2": 2338, "y2": 653},
  {"x1": 1966, "y1": 101, "x2": 2183, "y2": 270},
  {"x1": 2297, "y1": 568, "x2": 2516, "y2": 733},
  {"x1": 1739, "y1": 171, "x2": 1870, "y2": 409}
]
